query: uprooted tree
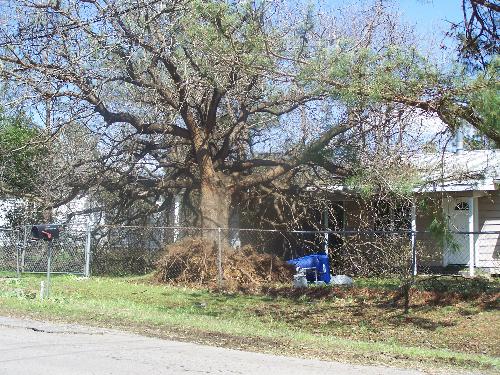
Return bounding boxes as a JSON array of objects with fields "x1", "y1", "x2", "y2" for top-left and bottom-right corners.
[{"x1": 0, "y1": 0, "x2": 496, "y2": 231}]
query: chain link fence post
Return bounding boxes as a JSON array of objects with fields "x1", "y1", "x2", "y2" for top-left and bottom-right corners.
[
  {"x1": 468, "y1": 231, "x2": 475, "y2": 277},
  {"x1": 45, "y1": 240, "x2": 53, "y2": 298},
  {"x1": 411, "y1": 202, "x2": 418, "y2": 276},
  {"x1": 411, "y1": 233, "x2": 417, "y2": 277},
  {"x1": 410, "y1": 230, "x2": 417, "y2": 278},
  {"x1": 84, "y1": 222, "x2": 92, "y2": 277},
  {"x1": 15, "y1": 229, "x2": 21, "y2": 278},
  {"x1": 217, "y1": 227, "x2": 223, "y2": 289},
  {"x1": 21, "y1": 225, "x2": 28, "y2": 273}
]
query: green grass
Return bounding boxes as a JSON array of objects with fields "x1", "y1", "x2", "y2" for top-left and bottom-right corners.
[
  {"x1": 0, "y1": 274, "x2": 499, "y2": 373},
  {"x1": 0, "y1": 270, "x2": 18, "y2": 278}
]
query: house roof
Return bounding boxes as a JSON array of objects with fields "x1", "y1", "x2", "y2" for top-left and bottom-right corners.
[
  {"x1": 413, "y1": 149, "x2": 500, "y2": 193},
  {"x1": 311, "y1": 149, "x2": 500, "y2": 195}
]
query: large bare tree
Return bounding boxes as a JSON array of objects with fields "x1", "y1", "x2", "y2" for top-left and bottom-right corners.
[{"x1": 0, "y1": 0, "x2": 494, "y2": 229}]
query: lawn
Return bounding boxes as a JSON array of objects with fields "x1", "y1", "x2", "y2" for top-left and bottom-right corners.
[{"x1": 0, "y1": 274, "x2": 498, "y2": 373}]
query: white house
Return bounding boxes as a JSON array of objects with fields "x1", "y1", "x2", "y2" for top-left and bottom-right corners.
[
  {"x1": 322, "y1": 148, "x2": 500, "y2": 275},
  {"x1": 412, "y1": 149, "x2": 500, "y2": 274}
]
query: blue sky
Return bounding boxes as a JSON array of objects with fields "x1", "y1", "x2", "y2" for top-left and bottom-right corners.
[
  {"x1": 325, "y1": 1, "x2": 463, "y2": 43},
  {"x1": 396, "y1": 0, "x2": 462, "y2": 33},
  {"x1": 321, "y1": 1, "x2": 464, "y2": 64},
  {"x1": 325, "y1": 1, "x2": 463, "y2": 31}
]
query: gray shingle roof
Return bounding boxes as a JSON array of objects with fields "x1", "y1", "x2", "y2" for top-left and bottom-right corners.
[{"x1": 414, "y1": 149, "x2": 500, "y2": 192}]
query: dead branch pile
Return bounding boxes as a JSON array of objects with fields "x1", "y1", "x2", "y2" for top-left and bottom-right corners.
[{"x1": 155, "y1": 237, "x2": 295, "y2": 292}]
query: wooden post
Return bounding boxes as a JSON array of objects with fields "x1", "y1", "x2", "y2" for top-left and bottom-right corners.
[{"x1": 467, "y1": 197, "x2": 478, "y2": 277}]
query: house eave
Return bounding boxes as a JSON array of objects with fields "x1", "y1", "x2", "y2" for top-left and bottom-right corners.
[{"x1": 414, "y1": 178, "x2": 498, "y2": 193}]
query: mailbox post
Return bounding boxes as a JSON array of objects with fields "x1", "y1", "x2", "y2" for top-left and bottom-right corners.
[{"x1": 31, "y1": 224, "x2": 61, "y2": 298}]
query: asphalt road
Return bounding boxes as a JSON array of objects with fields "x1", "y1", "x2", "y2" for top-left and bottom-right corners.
[{"x1": 0, "y1": 316, "x2": 423, "y2": 375}]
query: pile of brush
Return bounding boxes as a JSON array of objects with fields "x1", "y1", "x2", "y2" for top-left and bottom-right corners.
[{"x1": 155, "y1": 237, "x2": 295, "y2": 292}]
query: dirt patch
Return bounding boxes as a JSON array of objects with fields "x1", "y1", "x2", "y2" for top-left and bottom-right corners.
[
  {"x1": 155, "y1": 237, "x2": 295, "y2": 292},
  {"x1": 255, "y1": 287, "x2": 500, "y2": 358},
  {"x1": 409, "y1": 290, "x2": 500, "y2": 309},
  {"x1": 265, "y1": 285, "x2": 500, "y2": 309}
]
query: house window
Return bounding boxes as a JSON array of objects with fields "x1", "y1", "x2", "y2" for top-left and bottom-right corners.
[
  {"x1": 372, "y1": 200, "x2": 411, "y2": 232},
  {"x1": 454, "y1": 202, "x2": 469, "y2": 211}
]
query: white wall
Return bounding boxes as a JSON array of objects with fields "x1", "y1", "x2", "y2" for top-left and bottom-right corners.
[
  {"x1": 477, "y1": 192, "x2": 500, "y2": 270},
  {"x1": 0, "y1": 199, "x2": 21, "y2": 228}
]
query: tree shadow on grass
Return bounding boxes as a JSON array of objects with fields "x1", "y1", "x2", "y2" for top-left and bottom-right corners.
[
  {"x1": 388, "y1": 315, "x2": 456, "y2": 331},
  {"x1": 408, "y1": 290, "x2": 500, "y2": 311}
]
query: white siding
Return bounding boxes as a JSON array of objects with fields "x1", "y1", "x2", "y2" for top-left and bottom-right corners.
[
  {"x1": 477, "y1": 192, "x2": 500, "y2": 269},
  {"x1": 0, "y1": 199, "x2": 20, "y2": 228}
]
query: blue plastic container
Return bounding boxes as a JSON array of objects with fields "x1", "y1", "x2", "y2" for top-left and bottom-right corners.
[{"x1": 287, "y1": 253, "x2": 331, "y2": 284}]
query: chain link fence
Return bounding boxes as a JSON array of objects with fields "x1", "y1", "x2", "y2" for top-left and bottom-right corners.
[
  {"x1": 20, "y1": 225, "x2": 88, "y2": 275},
  {"x1": 0, "y1": 228, "x2": 21, "y2": 277},
  {"x1": 87, "y1": 226, "x2": 499, "y2": 282},
  {"x1": 90, "y1": 226, "x2": 204, "y2": 275},
  {"x1": 1, "y1": 225, "x2": 498, "y2": 284},
  {"x1": 0, "y1": 225, "x2": 89, "y2": 277}
]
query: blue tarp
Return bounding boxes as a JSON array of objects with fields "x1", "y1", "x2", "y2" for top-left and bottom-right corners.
[{"x1": 287, "y1": 253, "x2": 331, "y2": 284}]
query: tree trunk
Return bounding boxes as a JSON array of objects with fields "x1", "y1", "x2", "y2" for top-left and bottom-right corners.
[
  {"x1": 199, "y1": 176, "x2": 232, "y2": 232},
  {"x1": 193, "y1": 129, "x2": 232, "y2": 236}
]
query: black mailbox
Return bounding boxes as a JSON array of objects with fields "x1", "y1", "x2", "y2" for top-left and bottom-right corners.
[{"x1": 31, "y1": 224, "x2": 61, "y2": 241}]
